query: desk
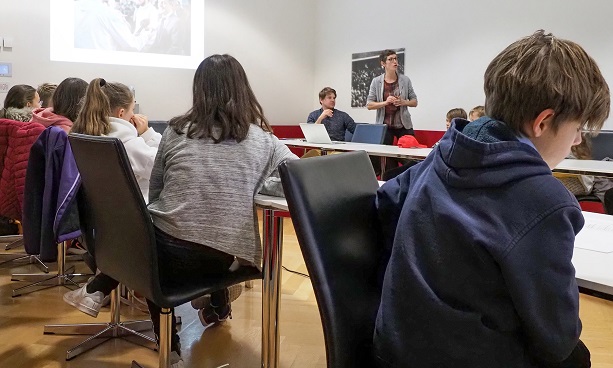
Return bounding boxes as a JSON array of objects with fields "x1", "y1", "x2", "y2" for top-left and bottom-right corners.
[
  {"x1": 256, "y1": 195, "x2": 288, "y2": 368},
  {"x1": 555, "y1": 159, "x2": 613, "y2": 178},
  {"x1": 256, "y1": 192, "x2": 613, "y2": 367},
  {"x1": 282, "y1": 139, "x2": 613, "y2": 178},
  {"x1": 281, "y1": 139, "x2": 432, "y2": 160},
  {"x1": 574, "y1": 211, "x2": 613, "y2": 296}
]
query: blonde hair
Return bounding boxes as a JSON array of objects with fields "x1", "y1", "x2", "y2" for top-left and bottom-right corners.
[
  {"x1": 72, "y1": 78, "x2": 133, "y2": 136},
  {"x1": 468, "y1": 105, "x2": 485, "y2": 120}
]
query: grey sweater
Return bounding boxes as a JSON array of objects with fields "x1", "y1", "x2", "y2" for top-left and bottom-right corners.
[{"x1": 148, "y1": 124, "x2": 297, "y2": 265}]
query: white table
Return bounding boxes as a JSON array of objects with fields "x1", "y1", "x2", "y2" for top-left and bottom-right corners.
[
  {"x1": 281, "y1": 139, "x2": 432, "y2": 160},
  {"x1": 283, "y1": 139, "x2": 613, "y2": 178},
  {"x1": 555, "y1": 159, "x2": 613, "y2": 178},
  {"x1": 574, "y1": 211, "x2": 613, "y2": 295},
  {"x1": 256, "y1": 195, "x2": 288, "y2": 368},
  {"x1": 256, "y1": 193, "x2": 613, "y2": 368}
]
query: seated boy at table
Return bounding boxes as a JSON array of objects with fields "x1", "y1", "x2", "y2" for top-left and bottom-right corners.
[
  {"x1": 374, "y1": 30, "x2": 610, "y2": 368},
  {"x1": 431, "y1": 107, "x2": 468, "y2": 148}
]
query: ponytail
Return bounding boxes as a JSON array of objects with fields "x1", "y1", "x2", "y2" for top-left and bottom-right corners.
[{"x1": 72, "y1": 78, "x2": 112, "y2": 136}]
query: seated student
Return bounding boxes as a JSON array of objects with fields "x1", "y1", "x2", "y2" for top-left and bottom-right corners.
[
  {"x1": 556, "y1": 134, "x2": 613, "y2": 213},
  {"x1": 307, "y1": 87, "x2": 356, "y2": 141},
  {"x1": 37, "y1": 83, "x2": 58, "y2": 109},
  {"x1": 30, "y1": 78, "x2": 88, "y2": 132},
  {"x1": 445, "y1": 107, "x2": 468, "y2": 129},
  {"x1": 0, "y1": 84, "x2": 41, "y2": 122},
  {"x1": 374, "y1": 30, "x2": 608, "y2": 368},
  {"x1": 145, "y1": 54, "x2": 297, "y2": 367},
  {"x1": 63, "y1": 78, "x2": 161, "y2": 319},
  {"x1": 432, "y1": 107, "x2": 468, "y2": 148},
  {"x1": 469, "y1": 105, "x2": 486, "y2": 121}
]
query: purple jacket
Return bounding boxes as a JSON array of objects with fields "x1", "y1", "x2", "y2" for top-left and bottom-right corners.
[{"x1": 22, "y1": 127, "x2": 81, "y2": 261}]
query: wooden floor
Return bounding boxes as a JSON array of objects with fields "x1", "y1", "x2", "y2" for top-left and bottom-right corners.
[{"x1": 0, "y1": 218, "x2": 613, "y2": 367}]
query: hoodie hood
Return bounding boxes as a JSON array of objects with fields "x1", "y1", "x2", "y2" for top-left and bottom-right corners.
[
  {"x1": 3, "y1": 107, "x2": 34, "y2": 122},
  {"x1": 434, "y1": 117, "x2": 551, "y2": 189},
  {"x1": 30, "y1": 107, "x2": 73, "y2": 133}
]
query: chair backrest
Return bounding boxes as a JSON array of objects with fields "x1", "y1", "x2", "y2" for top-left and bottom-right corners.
[
  {"x1": 149, "y1": 120, "x2": 169, "y2": 134},
  {"x1": 589, "y1": 131, "x2": 613, "y2": 160},
  {"x1": 279, "y1": 151, "x2": 383, "y2": 368},
  {"x1": 68, "y1": 134, "x2": 161, "y2": 302},
  {"x1": 351, "y1": 124, "x2": 387, "y2": 144}
]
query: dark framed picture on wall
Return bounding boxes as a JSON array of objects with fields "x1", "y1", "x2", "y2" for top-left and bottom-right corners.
[{"x1": 351, "y1": 48, "x2": 405, "y2": 108}]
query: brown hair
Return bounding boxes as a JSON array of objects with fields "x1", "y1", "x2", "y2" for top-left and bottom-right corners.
[
  {"x1": 52, "y1": 78, "x2": 88, "y2": 122},
  {"x1": 72, "y1": 78, "x2": 133, "y2": 136},
  {"x1": 484, "y1": 30, "x2": 610, "y2": 134},
  {"x1": 169, "y1": 54, "x2": 271, "y2": 142},
  {"x1": 379, "y1": 49, "x2": 397, "y2": 63},
  {"x1": 469, "y1": 105, "x2": 485, "y2": 120},
  {"x1": 446, "y1": 108, "x2": 467, "y2": 121},
  {"x1": 2, "y1": 84, "x2": 36, "y2": 109},
  {"x1": 318, "y1": 87, "x2": 336, "y2": 101}
]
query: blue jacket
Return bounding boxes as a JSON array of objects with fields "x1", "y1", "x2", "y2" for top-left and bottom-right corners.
[
  {"x1": 23, "y1": 127, "x2": 81, "y2": 261},
  {"x1": 374, "y1": 118, "x2": 583, "y2": 367}
]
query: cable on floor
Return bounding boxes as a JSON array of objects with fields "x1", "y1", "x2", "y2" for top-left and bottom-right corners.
[{"x1": 282, "y1": 265, "x2": 310, "y2": 278}]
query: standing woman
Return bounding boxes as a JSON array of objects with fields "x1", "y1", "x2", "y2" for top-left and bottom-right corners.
[
  {"x1": 366, "y1": 49, "x2": 418, "y2": 170},
  {"x1": 0, "y1": 84, "x2": 41, "y2": 122}
]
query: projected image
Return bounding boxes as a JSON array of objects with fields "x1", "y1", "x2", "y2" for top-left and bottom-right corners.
[
  {"x1": 351, "y1": 48, "x2": 405, "y2": 108},
  {"x1": 74, "y1": 0, "x2": 191, "y2": 56},
  {"x1": 50, "y1": 0, "x2": 204, "y2": 69}
]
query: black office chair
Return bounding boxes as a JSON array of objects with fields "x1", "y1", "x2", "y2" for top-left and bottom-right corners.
[
  {"x1": 148, "y1": 120, "x2": 169, "y2": 135},
  {"x1": 68, "y1": 134, "x2": 262, "y2": 368},
  {"x1": 279, "y1": 151, "x2": 384, "y2": 368}
]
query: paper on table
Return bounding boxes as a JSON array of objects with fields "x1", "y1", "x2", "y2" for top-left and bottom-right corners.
[{"x1": 575, "y1": 220, "x2": 613, "y2": 253}]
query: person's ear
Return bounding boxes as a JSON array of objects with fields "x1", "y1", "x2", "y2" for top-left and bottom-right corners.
[
  {"x1": 527, "y1": 109, "x2": 555, "y2": 138},
  {"x1": 117, "y1": 108, "x2": 125, "y2": 118}
]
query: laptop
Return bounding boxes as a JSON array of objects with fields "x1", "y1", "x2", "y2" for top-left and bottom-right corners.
[{"x1": 299, "y1": 123, "x2": 345, "y2": 144}]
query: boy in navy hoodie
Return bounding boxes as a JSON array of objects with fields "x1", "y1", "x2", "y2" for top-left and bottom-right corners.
[{"x1": 374, "y1": 30, "x2": 610, "y2": 368}]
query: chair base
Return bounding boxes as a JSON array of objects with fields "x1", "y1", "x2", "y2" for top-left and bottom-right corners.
[
  {"x1": 0, "y1": 254, "x2": 49, "y2": 273},
  {"x1": 11, "y1": 241, "x2": 91, "y2": 297},
  {"x1": 1, "y1": 235, "x2": 24, "y2": 250},
  {"x1": 45, "y1": 320, "x2": 156, "y2": 360},
  {"x1": 44, "y1": 287, "x2": 156, "y2": 360},
  {"x1": 11, "y1": 265, "x2": 90, "y2": 297}
]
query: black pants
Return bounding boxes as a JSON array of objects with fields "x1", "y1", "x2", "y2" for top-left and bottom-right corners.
[
  {"x1": 87, "y1": 227, "x2": 234, "y2": 353},
  {"x1": 372, "y1": 127, "x2": 414, "y2": 175}
]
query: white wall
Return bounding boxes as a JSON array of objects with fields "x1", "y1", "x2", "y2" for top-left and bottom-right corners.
[
  {"x1": 0, "y1": 0, "x2": 316, "y2": 124},
  {"x1": 3, "y1": 1, "x2": 613, "y2": 129},
  {"x1": 313, "y1": 0, "x2": 613, "y2": 130}
]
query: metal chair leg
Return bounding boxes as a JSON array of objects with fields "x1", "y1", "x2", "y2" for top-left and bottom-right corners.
[
  {"x1": 1, "y1": 235, "x2": 23, "y2": 250},
  {"x1": 44, "y1": 286, "x2": 156, "y2": 360},
  {"x1": 11, "y1": 241, "x2": 90, "y2": 297}
]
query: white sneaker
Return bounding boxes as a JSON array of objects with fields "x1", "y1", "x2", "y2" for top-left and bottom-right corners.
[
  {"x1": 170, "y1": 351, "x2": 184, "y2": 368},
  {"x1": 63, "y1": 284, "x2": 105, "y2": 318}
]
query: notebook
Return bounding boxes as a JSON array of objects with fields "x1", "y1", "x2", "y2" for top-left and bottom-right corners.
[{"x1": 299, "y1": 123, "x2": 345, "y2": 144}]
